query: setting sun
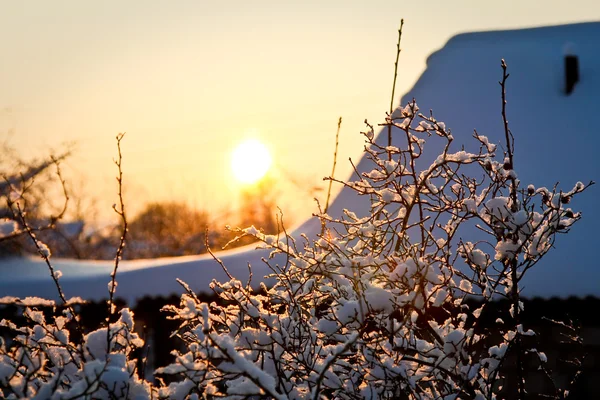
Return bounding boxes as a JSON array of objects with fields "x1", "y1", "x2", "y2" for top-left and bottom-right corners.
[{"x1": 231, "y1": 139, "x2": 273, "y2": 184}]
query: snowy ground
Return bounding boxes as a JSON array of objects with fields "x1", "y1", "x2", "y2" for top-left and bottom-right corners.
[{"x1": 1, "y1": 22, "x2": 598, "y2": 303}]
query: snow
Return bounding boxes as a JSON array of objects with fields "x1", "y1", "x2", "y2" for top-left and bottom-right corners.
[
  {"x1": 0, "y1": 21, "x2": 598, "y2": 303},
  {"x1": 0, "y1": 247, "x2": 280, "y2": 304},
  {"x1": 0, "y1": 218, "x2": 18, "y2": 238}
]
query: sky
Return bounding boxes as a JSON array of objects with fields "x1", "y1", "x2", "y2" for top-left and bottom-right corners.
[{"x1": 1, "y1": 0, "x2": 599, "y2": 227}]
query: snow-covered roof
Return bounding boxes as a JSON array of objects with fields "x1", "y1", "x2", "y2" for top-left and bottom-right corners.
[
  {"x1": 324, "y1": 21, "x2": 599, "y2": 299},
  {"x1": 1, "y1": 22, "x2": 598, "y2": 303}
]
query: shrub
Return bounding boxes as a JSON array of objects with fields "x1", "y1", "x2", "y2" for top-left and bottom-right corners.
[{"x1": 157, "y1": 62, "x2": 591, "y2": 399}]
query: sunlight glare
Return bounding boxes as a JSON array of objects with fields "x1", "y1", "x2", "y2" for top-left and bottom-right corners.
[{"x1": 231, "y1": 139, "x2": 272, "y2": 184}]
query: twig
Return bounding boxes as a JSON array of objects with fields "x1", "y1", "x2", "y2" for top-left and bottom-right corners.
[
  {"x1": 311, "y1": 332, "x2": 360, "y2": 400},
  {"x1": 388, "y1": 19, "x2": 404, "y2": 150},
  {"x1": 48, "y1": 155, "x2": 70, "y2": 225},
  {"x1": 107, "y1": 133, "x2": 128, "y2": 348},
  {"x1": 500, "y1": 59, "x2": 517, "y2": 206},
  {"x1": 15, "y1": 202, "x2": 84, "y2": 338},
  {"x1": 324, "y1": 117, "x2": 342, "y2": 216},
  {"x1": 207, "y1": 238, "x2": 235, "y2": 281},
  {"x1": 16, "y1": 203, "x2": 66, "y2": 306},
  {"x1": 0, "y1": 151, "x2": 70, "y2": 193},
  {"x1": 500, "y1": 59, "x2": 525, "y2": 398}
]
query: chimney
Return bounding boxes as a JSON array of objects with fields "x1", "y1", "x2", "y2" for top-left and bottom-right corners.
[{"x1": 564, "y1": 43, "x2": 579, "y2": 95}]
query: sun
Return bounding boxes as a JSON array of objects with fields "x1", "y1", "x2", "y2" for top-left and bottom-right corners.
[{"x1": 231, "y1": 139, "x2": 273, "y2": 184}]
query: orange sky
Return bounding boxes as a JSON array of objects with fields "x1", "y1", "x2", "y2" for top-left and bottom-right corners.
[{"x1": 1, "y1": 1, "x2": 599, "y2": 227}]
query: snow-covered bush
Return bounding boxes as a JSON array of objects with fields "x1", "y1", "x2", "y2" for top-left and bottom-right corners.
[
  {"x1": 0, "y1": 63, "x2": 592, "y2": 399},
  {"x1": 0, "y1": 298, "x2": 150, "y2": 399},
  {"x1": 157, "y1": 63, "x2": 591, "y2": 399}
]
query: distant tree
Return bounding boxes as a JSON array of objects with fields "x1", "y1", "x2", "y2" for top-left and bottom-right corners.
[
  {"x1": 126, "y1": 201, "x2": 220, "y2": 258},
  {"x1": 0, "y1": 143, "x2": 70, "y2": 257},
  {"x1": 233, "y1": 177, "x2": 281, "y2": 247},
  {"x1": 125, "y1": 192, "x2": 282, "y2": 258},
  {"x1": 0, "y1": 142, "x2": 118, "y2": 260}
]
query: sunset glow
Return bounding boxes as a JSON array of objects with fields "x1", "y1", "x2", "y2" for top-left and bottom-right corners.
[
  {"x1": 2, "y1": 1, "x2": 597, "y2": 222},
  {"x1": 231, "y1": 139, "x2": 272, "y2": 184}
]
